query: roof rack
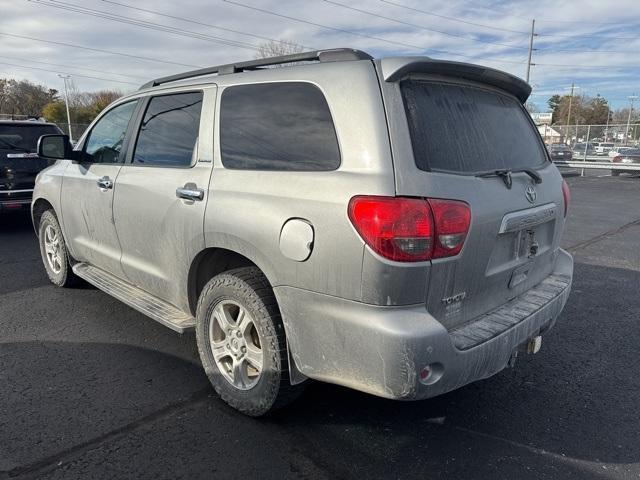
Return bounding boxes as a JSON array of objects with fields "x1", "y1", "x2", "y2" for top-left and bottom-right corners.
[{"x1": 139, "y1": 48, "x2": 372, "y2": 90}]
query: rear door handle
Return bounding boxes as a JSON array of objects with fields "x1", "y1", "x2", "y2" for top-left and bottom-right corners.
[
  {"x1": 176, "y1": 183, "x2": 204, "y2": 201},
  {"x1": 97, "y1": 176, "x2": 113, "y2": 190}
]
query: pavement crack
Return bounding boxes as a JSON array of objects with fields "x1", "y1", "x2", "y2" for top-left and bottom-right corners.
[
  {"x1": 567, "y1": 218, "x2": 640, "y2": 253},
  {"x1": 4, "y1": 387, "x2": 212, "y2": 479}
]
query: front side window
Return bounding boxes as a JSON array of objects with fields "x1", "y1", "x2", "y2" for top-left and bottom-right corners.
[
  {"x1": 220, "y1": 82, "x2": 340, "y2": 171},
  {"x1": 401, "y1": 80, "x2": 547, "y2": 174},
  {"x1": 84, "y1": 101, "x2": 138, "y2": 163},
  {"x1": 133, "y1": 92, "x2": 203, "y2": 167}
]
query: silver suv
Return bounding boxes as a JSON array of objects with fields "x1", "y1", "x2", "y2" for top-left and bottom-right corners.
[{"x1": 32, "y1": 49, "x2": 573, "y2": 416}]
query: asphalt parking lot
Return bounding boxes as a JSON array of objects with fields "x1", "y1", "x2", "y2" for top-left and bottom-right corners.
[{"x1": 1, "y1": 174, "x2": 639, "y2": 480}]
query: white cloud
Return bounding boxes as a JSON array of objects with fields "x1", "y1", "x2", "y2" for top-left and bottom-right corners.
[{"x1": 0, "y1": 0, "x2": 638, "y2": 108}]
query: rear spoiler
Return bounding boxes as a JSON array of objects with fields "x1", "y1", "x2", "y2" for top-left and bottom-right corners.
[{"x1": 378, "y1": 57, "x2": 531, "y2": 104}]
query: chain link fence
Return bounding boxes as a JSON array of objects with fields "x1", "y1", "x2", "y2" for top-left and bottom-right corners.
[
  {"x1": 539, "y1": 123, "x2": 640, "y2": 148},
  {"x1": 54, "y1": 123, "x2": 90, "y2": 142}
]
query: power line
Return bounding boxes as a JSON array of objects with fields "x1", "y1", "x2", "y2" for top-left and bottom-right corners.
[
  {"x1": 0, "y1": 55, "x2": 147, "y2": 81},
  {"x1": 99, "y1": 0, "x2": 315, "y2": 50},
  {"x1": 525, "y1": 17, "x2": 638, "y2": 26},
  {"x1": 30, "y1": 0, "x2": 262, "y2": 52},
  {"x1": 221, "y1": 0, "x2": 527, "y2": 65},
  {"x1": 0, "y1": 61, "x2": 139, "y2": 86},
  {"x1": 378, "y1": 0, "x2": 530, "y2": 35},
  {"x1": 535, "y1": 62, "x2": 640, "y2": 69},
  {"x1": 321, "y1": 0, "x2": 530, "y2": 50},
  {"x1": 463, "y1": 3, "x2": 638, "y2": 27},
  {"x1": 0, "y1": 31, "x2": 202, "y2": 68},
  {"x1": 536, "y1": 47, "x2": 640, "y2": 54},
  {"x1": 537, "y1": 31, "x2": 640, "y2": 41}
]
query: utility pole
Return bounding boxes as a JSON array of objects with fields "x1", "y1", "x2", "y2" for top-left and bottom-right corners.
[
  {"x1": 624, "y1": 95, "x2": 638, "y2": 146},
  {"x1": 57, "y1": 74, "x2": 73, "y2": 143},
  {"x1": 525, "y1": 19, "x2": 537, "y2": 84}
]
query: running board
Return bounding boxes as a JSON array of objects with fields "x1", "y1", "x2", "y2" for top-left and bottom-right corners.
[{"x1": 73, "y1": 263, "x2": 195, "y2": 333}]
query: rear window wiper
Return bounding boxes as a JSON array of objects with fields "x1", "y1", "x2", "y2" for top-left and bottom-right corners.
[
  {"x1": 476, "y1": 168, "x2": 542, "y2": 189},
  {"x1": 0, "y1": 138, "x2": 30, "y2": 153}
]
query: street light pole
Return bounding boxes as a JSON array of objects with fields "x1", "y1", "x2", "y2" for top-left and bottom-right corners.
[
  {"x1": 57, "y1": 74, "x2": 73, "y2": 143},
  {"x1": 624, "y1": 95, "x2": 638, "y2": 146},
  {"x1": 565, "y1": 83, "x2": 575, "y2": 144}
]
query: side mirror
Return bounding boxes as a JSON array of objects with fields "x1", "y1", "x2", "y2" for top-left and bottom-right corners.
[{"x1": 37, "y1": 134, "x2": 74, "y2": 160}]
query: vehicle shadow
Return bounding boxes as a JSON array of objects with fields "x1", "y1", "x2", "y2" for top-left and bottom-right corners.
[{"x1": 0, "y1": 210, "x2": 34, "y2": 232}]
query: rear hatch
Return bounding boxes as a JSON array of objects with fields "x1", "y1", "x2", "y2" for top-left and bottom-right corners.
[
  {"x1": 0, "y1": 123, "x2": 60, "y2": 194},
  {"x1": 376, "y1": 58, "x2": 566, "y2": 330}
]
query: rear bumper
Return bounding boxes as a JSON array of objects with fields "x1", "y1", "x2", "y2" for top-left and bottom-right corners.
[
  {"x1": 276, "y1": 249, "x2": 573, "y2": 400},
  {"x1": 0, "y1": 190, "x2": 33, "y2": 210}
]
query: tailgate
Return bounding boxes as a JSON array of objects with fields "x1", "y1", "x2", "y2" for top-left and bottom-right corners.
[{"x1": 376, "y1": 58, "x2": 567, "y2": 330}]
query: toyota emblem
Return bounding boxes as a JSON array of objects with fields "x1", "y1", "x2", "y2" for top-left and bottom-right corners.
[{"x1": 525, "y1": 185, "x2": 537, "y2": 204}]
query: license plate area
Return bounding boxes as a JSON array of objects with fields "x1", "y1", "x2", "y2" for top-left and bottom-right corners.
[{"x1": 486, "y1": 204, "x2": 558, "y2": 277}]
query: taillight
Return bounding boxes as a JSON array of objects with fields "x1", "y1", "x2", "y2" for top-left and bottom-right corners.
[
  {"x1": 347, "y1": 196, "x2": 470, "y2": 262},
  {"x1": 561, "y1": 180, "x2": 570, "y2": 218},
  {"x1": 612, "y1": 155, "x2": 622, "y2": 163},
  {"x1": 429, "y1": 199, "x2": 472, "y2": 258}
]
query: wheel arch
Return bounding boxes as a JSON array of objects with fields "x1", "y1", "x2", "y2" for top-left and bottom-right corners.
[
  {"x1": 31, "y1": 197, "x2": 55, "y2": 236},
  {"x1": 187, "y1": 245, "x2": 306, "y2": 386},
  {"x1": 187, "y1": 247, "x2": 270, "y2": 317}
]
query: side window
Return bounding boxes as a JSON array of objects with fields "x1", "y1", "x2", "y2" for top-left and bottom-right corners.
[
  {"x1": 220, "y1": 82, "x2": 340, "y2": 171},
  {"x1": 84, "y1": 101, "x2": 138, "y2": 163},
  {"x1": 133, "y1": 92, "x2": 203, "y2": 167}
]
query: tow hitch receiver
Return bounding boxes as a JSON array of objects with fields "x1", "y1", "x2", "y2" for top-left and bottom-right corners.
[{"x1": 525, "y1": 336, "x2": 542, "y2": 354}]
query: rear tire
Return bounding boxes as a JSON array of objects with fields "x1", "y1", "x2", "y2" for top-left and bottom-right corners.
[
  {"x1": 38, "y1": 210, "x2": 81, "y2": 287},
  {"x1": 195, "y1": 267, "x2": 303, "y2": 416}
]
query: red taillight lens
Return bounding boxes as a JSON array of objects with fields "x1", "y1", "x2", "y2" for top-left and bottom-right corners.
[
  {"x1": 428, "y1": 199, "x2": 472, "y2": 258},
  {"x1": 348, "y1": 196, "x2": 434, "y2": 261},
  {"x1": 561, "y1": 180, "x2": 570, "y2": 218},
  {"x1": 612, "y1": 155, "x2": 622, "y2": 163},
  {"x1": 348, "y1": 196, "x2": 471, "y2": 262}
]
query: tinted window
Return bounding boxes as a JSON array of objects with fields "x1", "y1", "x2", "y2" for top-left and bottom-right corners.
[
  {"x1": 401, "y1": 81, "x2": 547, "y2": 173},
  {"x1": 133, "y1": 92, "x2": 203, "y2": 167},
  {"x1": 220, "y1": 82, "x2": 340, "y2": 171},
  {"x1": 84, "y1": 101, "x2": 138, "y2": 163},
  {"x1": 0, "y1": 124, "x2": 61, "y2": 152}
]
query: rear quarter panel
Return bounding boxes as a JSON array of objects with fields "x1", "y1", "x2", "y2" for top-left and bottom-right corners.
[{"x1": 204, "y1": 61, "x2": 395, "y2": 301}]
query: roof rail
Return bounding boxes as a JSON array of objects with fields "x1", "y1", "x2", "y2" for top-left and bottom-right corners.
[{"x1": 139, "y1": 48, "x2": 372, "y2": 90}]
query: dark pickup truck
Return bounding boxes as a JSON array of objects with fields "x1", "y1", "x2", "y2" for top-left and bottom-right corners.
[{"x1": 1, "y1": 120, "x2": 62, "y2": 212}]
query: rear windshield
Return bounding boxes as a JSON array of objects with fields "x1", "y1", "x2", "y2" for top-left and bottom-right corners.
[
  {"x1": 0, "y1": 124, "x2": 61, "y2": 152},
  {"x1": 401, "y1": 80, "x2": 547, "y2": 174}
]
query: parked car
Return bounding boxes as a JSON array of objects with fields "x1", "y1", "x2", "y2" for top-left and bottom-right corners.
[
  {"x1": 0, "y1": 120, "x2": 62, "y2": 212},
  {"x1": 572, "y1": 143, "x2": 597, "y2": 157},
  {"x1": 547, "y1": 143, "x2": 573, "y2": 162},
  {"x1": 610, "y1": 148, "x2": 640, "y2": 176},
  {"x1": 32, "y1": 49, "x2": 573, "y2": 416},
  {"x1": 594, "y1": 142, "x2": 615, "y2": 155},
  {"x1": 608, "y1": 146, "x2": 634, "y2": 158}
]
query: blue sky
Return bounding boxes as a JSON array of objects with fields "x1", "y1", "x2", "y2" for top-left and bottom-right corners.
[{"x1": 1, "y1": 0, "x2": 639, "y2": 110}]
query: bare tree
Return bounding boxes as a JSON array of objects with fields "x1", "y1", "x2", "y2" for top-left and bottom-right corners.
[{"x1": 255, "y1": 40, "x2": 305, "y2": 60}]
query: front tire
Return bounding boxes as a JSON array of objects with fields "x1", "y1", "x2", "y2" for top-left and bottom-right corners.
[
  {"x1": 195, "y1": 267, "x2": 303, "y2": 416},
  {"x1": 38, "y1": 210, "x2": 81, "y2": 287}
]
